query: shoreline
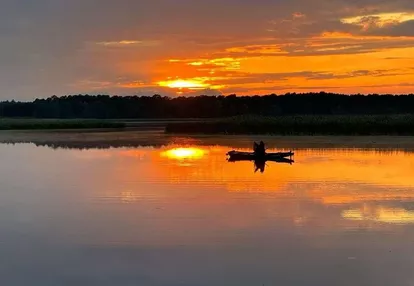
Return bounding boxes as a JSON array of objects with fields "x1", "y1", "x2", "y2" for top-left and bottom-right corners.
[
  {"x1": 0, "y1": 118, "x2": 125, "y2": 130},
  {"x1": 1, "y1": 129, "x2": 414, "y2": 151}
]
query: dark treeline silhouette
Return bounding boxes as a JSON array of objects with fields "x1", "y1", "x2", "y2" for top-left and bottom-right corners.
[
  {"x1": 2, "y1": 142, "x2": 164, "y2": 150},
  {"x1": 2, "y1": 137, "x2": 414, "y2": 152},
  {"x1": 3, "y1": 93, "x2": 414, "y2": 118}
]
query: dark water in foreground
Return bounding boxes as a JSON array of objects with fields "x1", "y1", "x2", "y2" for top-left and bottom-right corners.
[{"x1": 1, "y1": 133, "x2": 414, "y2": 286}]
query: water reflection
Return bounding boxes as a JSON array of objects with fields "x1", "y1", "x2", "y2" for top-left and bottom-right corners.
[
  {"x1": 228, "y1": 155, "x2": 294, "y2": 173},
  {"x1": 2, "y1": 135, "x2": 414, "y2": 285},
  {"x1": 3, "y1": 130, "x2": 414, "y2": 153},
  {"x1": 343, "y1": 206, "x2": 414, "y2": 224},
  {"x1": 161, "y1": 147, "x2": 206, "y2": 160}
]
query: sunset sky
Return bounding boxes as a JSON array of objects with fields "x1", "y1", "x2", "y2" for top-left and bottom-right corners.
[{"x1": 2, "y1": 0, "x2": 414, "y2": 99}]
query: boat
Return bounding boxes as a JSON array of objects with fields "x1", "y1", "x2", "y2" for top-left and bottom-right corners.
[
  {"x1": 226, "y1": 142, "x2": 294, "y2": 172},
  {"x1": 228, "y1": 155, "x2": 294, "y2": 164},
  {"x1": 227, "y1": 151, "x2": 294, "y2": 172},
  {"x1": 226, "y1": 150, "x2": 294, "y2": 161}
]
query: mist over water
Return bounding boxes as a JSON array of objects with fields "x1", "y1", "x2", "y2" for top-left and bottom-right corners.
[{"x1": 1, "y1": 132, "x2": 414, "y2": 286}]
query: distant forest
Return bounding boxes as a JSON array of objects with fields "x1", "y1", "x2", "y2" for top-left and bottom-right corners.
[{"x1": 2, "y1": 93, "x2": 414, "y2": 118}]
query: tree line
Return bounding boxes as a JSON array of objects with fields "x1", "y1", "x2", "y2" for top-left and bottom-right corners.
[{"x1": 2, "y1": 93, "x2": 414, "y2": 118}]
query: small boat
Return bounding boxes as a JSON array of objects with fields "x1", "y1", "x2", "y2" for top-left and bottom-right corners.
[
  {"x1": 228, "y1": 155, "x2": 294, "y2": 165},
  {"x1": 227, "y1": 142, "x2": 294, "y2": 172},
  {"x1": 227, "y1": 150, "x2": 294, "y2": 160}
]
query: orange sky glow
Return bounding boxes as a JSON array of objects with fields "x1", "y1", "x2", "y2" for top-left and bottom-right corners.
[{"x1": 113, "y1": 17, "x2": 414, "y2": 96}]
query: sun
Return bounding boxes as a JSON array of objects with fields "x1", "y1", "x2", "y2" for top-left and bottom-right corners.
[
  {"x1": 158, "y1": 79, "x2": 208, "y2": 90},
  {"x1": 161, "y1": 148, "x2": 206, "y2": 160}
]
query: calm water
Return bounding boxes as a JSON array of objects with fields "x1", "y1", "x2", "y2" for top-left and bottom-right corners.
[{"x1": 1, "y1": 133, "x2": 414, "y2": 286}]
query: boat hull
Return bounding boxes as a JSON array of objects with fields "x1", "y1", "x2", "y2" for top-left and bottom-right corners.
[{"x1": 227, "y1": 150, "x2": 294, "y2": 160}]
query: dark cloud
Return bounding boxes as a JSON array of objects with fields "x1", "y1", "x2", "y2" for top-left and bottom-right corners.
[
  {"x1": 208, "y1": 69, "x2": 403, "y2": 86},
  {"x1": 213, "y1": 37, "x2": 414, "y2": 59},
  {"x1": 367, "y1": 20, "x2": 414, "y2": 36}
]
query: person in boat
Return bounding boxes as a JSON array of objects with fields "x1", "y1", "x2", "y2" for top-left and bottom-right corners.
[
  {"x1": 253, "y1": 141, "x2": 259, "y2": 153},
  {"x1": 259, "y1": 141, "x2": 266, "y2": 156},
  {"x1": 253, "y1": 141, "x2": 266, "y2": 157},
  {"x1": 259, "y1": 141, "x2": 265, "y2": 151}
]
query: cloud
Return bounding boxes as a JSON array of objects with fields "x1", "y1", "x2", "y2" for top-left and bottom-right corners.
[
  {"x1": 342, "y1": 12, "x2": 414, "y2": 28},
  {"x1": 368, "y1": 20, "x2": 414, "y2": 36},
  {"x1": 95, "y1": 40, "x2": 161, "y2": 47},
  {"x1": 340, "y1": 11, "x2": 414, "y2": 37},
  {"x1": 207, "y1": 69, "x2": 404, "y2": 86}
]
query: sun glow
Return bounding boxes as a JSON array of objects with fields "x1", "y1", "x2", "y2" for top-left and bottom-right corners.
[
  {"x1": 161, "y1": 148, "x2": 206, "y2": 160},
  {"x1": 158, "y1": 79, "x2": 208, "y2": 89}
]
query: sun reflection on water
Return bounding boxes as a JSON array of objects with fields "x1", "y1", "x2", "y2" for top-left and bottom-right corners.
[{"x1": 161, "y1": 147, "x2": 206, "y2": 160}]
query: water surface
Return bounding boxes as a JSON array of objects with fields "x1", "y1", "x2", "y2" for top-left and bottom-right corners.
[{"x1": 1, "y1": 133, "x2": 414, "y2": 286}]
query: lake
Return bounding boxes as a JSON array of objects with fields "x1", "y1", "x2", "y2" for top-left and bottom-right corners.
[{"x1": 1, "y1": 131, "x2": 414, "y2": 286}]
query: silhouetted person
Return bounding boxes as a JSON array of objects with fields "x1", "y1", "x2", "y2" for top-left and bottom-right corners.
[
  {"x1": 255, "y1": 141, "x2": 266, "y2": 158},
  {"x1": 259, "y1": 141, "x2": 265, "y2": 150},
  {"x1": 253, "y1": 141, "x2": 259, "y2": 153}
]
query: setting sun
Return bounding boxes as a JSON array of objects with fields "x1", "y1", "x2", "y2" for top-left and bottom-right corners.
[{"x1": 158, "y1": 79, "x2": 208, "y2": 90}]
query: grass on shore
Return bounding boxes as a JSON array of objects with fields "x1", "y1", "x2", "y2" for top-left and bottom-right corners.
[
  {"x1": 0, "y1": 119, "x2": 125, "y2": 130},
  {"x1": 165, "y1": 115, "x2": 414, "y2": 135}
]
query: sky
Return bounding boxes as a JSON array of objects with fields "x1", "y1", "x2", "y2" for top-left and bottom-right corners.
[{"x1": 2, "y1": 0, "x2": 414, "y2": 100}]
